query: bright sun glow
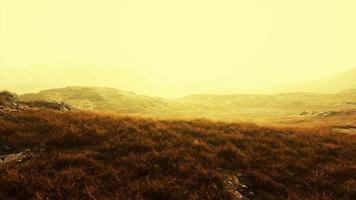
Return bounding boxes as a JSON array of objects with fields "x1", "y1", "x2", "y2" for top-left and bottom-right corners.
[{"x1": 1, "y1": 0, "x2": 356, "y2": 97}]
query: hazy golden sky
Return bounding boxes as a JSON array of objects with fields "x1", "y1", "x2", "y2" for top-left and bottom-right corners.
[{"x1": 1, "y1": 0, "x2": 356, "y2": 97}]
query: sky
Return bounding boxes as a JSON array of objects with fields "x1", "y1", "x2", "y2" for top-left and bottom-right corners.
[{"x1": 1, "y1": 0, "x2": 356, "y2": 97}]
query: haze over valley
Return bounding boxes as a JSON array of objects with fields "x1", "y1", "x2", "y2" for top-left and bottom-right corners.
[{"x1": 16, "y1": 67, "x2": 356, "y2": 124}]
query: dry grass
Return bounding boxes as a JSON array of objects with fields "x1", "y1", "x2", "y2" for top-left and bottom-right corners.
[{"x1": 0, "y1": 110, "x2": 355, "y2": 200}]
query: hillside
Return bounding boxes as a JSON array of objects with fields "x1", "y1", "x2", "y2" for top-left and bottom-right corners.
[
  {"x1": 20, "y1": 87, "x2": 170, "y2": 115},
  {"x1": 0, "y1": 109, "x2": 355, "y2": 200},
  {"x1": 20, "y1": 87, "x2": 356, "y2": 123},
  {"x1": 269, "y1": 67, "x2": 356, "y2": 94}
]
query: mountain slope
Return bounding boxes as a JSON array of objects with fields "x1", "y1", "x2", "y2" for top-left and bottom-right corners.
[{"x1": 270, "y1": 67, "x2": 356, "y2": 93}]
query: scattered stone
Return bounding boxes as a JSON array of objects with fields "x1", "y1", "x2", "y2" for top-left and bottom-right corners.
[
  {"x1": 298, "y1": 109, "x2": 356, "y2": 118},
  {"x1": 22, "y1": 101, "x2": 72, "y2": 111},
  {"x1": 224, "y1": 175, "x2": 251, "y2": 200},
  {"x1": 0, "y1": 149, "x2": 36, "y2": 165},
  {"x1": 319, "y1": 111, "x2": 337, "y2": 117},
  {"x1": 299, "y1": 110, "x2": 318, "y2": 116}
]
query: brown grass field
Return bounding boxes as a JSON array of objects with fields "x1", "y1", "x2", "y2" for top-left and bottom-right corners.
[{"x1": 0, "y1": 110, "x2": 355, "y2": 200}]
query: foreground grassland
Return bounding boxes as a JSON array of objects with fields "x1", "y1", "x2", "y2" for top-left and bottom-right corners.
[{"x1": 0, "y1": 110, "x2": 355, "y2": 200}]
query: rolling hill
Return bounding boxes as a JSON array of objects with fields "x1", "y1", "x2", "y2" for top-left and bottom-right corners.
[
  {"x1": 19, "y1": 86, "x2": 356, "y2": 123},
  {"x1": 20, "y1": 86, "x2": 170, "y2": 115}
]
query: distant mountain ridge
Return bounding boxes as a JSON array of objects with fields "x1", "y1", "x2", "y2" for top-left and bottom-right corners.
[{"x1": 269, "y1": 67, "x2": 356, "y2": 93}]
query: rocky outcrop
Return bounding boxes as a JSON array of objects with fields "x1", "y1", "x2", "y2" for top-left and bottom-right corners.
[
  {"x1": 0, "y1": 91, "x2": 72, "y2": 114},
  {"x1": 298, "y1": 109, "x2": 356, "y2": 117},
  {"x1": 22, "y1": 101, "x2": 72, "y2": 111},
  {"x1": 0, "y1": 91, "x2": 19, "y2": 105},
  {"x1": 0, "y1": 91, "x2": 27, "y2": 114}
]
